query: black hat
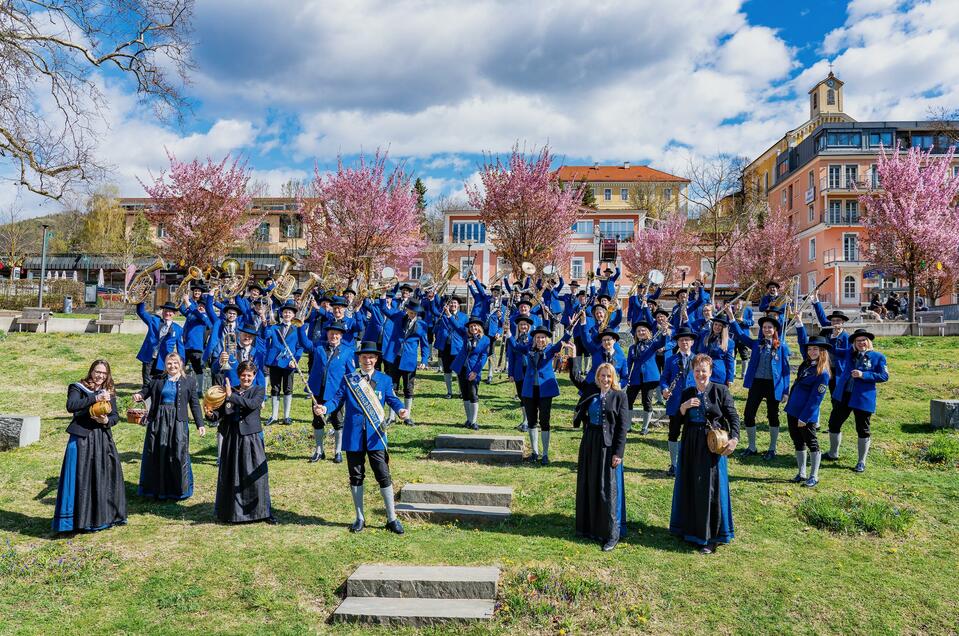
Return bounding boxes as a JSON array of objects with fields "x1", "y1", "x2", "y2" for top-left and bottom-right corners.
[
  {"x1": 247, "y1": 282, "x2": 261, "y2": 292},
  {"x1": 850, "y1": 328, "x2": 875, "y2": 342},
  {"x1": 355, "y1": 341, "x2": 381, "y2": 357},
  {"x1": 804, "y1": 335, "x2": 833, "y2": 351},
  {"x1": 521, "y1": 291, "x2": 534, "y2": 299},
  {"x1": 326, "y1": 321, "x2": 347, "y2": 333},
  {"x1": 343, "y1": 287, "x2": 357, "y2": 295},
  {"x1": 576, "y1": 289, "x2": 587, "y2": 297},
  {"x1": 758, "y1": 316, "x2": 780, "y2": 331},
  {"x1": 597, "y1": 293, "x2": 611, "y2": 302},
  {"x1": 711, "y1": 314, "x2": 730, "y2": 327},
  {"x1": 491, "y1": 284, "x2": 502, "y2": 292},
  {"x1": 673, "y1": 326, "x2": 697, "y2": 342},
  {"x1": 238, "y1": 326, "x2": 259, "y2": 337},
  {"x1": 293, "y1": 288, "x2": 304, "y2": 296},
  {"x1": 674, "y1": 289, "x2": 688, "y2": 298},
  {"x1": 449, "y1": 295, "x2": 464, "y2": 304},
  {"x1": 158, "y1": 301, "x2": 178, "y2": 312},
  {"x1": 190, "y1": 281, "x2": 205, "y2": 291},
  {"x1": 766, "y1": 280, "x2": 779, "y2": 289},
  {"x1": 319, "y1": 294, "x2": 333, "y2": 304},
  {"x1": 532, "y1": 327, "x2": 552, "y2": 338},
  {"x1": 632, "y1": 320, "x2": 653, "y2": 333},
  {"x1": 518, "y1": 299, "x2": 533, "y2": 308},
  {"x1": 596, "y1": 329, "x2": 620, "y2": 342},
  {"x1": 279, "y1": 300, "x2": 297, "y2": 313},
  {"x1": 604, "y1": 267, "x2": 614, "y2": 274},
  {"x1": 516, "y1": 315, "x2": 534, "y2": 326},
  {"x1": 466, "y1": 317, "x2": 486, "y2": 330},
  {"x1": 570, "y1": 280, "x2": 580, "y2": 287},
  {"x1": 330, "y1": 296, "x2": 348, "y2": 307},
  {"x1": 827, "y1": 310, "x2": 849, "y2": 322},
  {"x1": 654, "y1": 308, "x2": 669, "y2": 318},
  {"x1": 252, "y1": 297, "x2": 269, "y2": 306},
  {"x1": 405, "y1": 298, "x2": 422, "y2": 312},
  {"x1": 222, "y1": 303, "x2": 241, "y2": 315},
  {"x1": 399, "y1": 283, "x2": 414, "y2": 292}
]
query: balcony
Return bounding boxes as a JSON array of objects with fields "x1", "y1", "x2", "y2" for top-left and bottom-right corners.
[
  {"x1": 819, "y1": 169, "x2": 881, "y2": 195},
  {"x1": 821, "y1": 210, "x2": 861, "y2": 226},
  {"x1": 600, "y1": 232, "x2": 635, "y2": 244},
  {"x1": 823, "y1": 248, "x2": 868, "y2": 267}
]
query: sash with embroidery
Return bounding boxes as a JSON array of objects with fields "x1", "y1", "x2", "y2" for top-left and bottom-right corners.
[{"x1": 345, "y1": 371, "x2": 386, "y2": 435}]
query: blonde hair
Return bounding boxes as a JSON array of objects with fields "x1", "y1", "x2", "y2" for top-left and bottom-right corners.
[{"x1": 593, "y1": 362, "x2": 622, "y2": 391}]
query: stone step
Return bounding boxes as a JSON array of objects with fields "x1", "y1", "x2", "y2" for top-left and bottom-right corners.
[
  {"x1": 434, "y1": 434, "x2": 524, "y2": 451},
  {"x1": 332, "y1": 597, "x2": 496, "y2": 626},
  {"x1": 396, "y1": 501, "x2": 511, "y2": 524},
  {"x1": 428, "y1": 447, "x2": 525, "y2": 464},
  {"x1": 400, "y1": 483, "x2": 513, "y2": 507},
  {"x1": 346, "y1": 565, "x2": 500, "y2": 599}
]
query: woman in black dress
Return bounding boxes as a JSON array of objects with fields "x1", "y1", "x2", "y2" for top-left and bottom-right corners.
[
  {"x1": 205, "y1": 361, "x2": 275, "y2": 524},
  {"x1": 133, "y1": 352, "x2": 206, "y2": 500},
  {"x1": 669, "y1": 354, "x2": 739, "y2": 554},
  {"x1": 52, "y1": 360, "x2": 127, "y2": 533},
  {"x1": 575, "y1": 362, "x2": 629, "y2": 552}
]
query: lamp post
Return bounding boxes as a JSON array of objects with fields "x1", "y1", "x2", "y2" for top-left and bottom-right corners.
[{"x1": 37, "y1": 224, "x2": 51, "y2": 308}]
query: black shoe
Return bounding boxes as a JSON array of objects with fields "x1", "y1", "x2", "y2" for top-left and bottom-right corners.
[
  {"x1": 386, "y1": 519, "x2": 405, "y2": 535},
  {"x1": 699, "y1": 544, "x2": 714, "y2": 554},
  {"x1": 264, "y1": 515, "x2": 278, "y2": 525},
  {"x1": 444, "y1": 393, "x2": 453, "y2": 399},
  {"x1": 540, "y1": 455, "x2": 550, "y2": 466},
  {"x1": 470, "y1": 422, "x2": 479, "y2": 430},
  {"x1": 265, "y1": 417, "x2": 276, "y2": 427},
  {"x1": 602, "y1": 538, "x2": 618, "y2": 552},
  {"x1": 308, "y1": 450, "x2": 324, "y2": 463},
  {"x1": 823, "y1": 453, "x2": 839, "y2": 461},
  {"x1": 762, "y1": 450, "x2": 776, "y2": 461},
  {"x1": 528, "y1": 452, "x2": 540, "y2": 463},
  {"x1": 333, "y1": 452, "x2": 343, "y2": 463},
  {"x1": 404, "y1": 418, "x2": 415, "y2": 426},
  {"x1": 283, "y1": 417, "x2": 293, "y2": 426},
  {"x1": 790, "y1": 473, "x2": 805, "y2": 483},
  {"x1": 666, "y1": 464, "x2": 676, "y2": 477},
  {"x1": 737, "y1": 448, "x2": 757, "y2": 458},
  {"x1": 349, "y1": 519, "x2": 365, "y2": 533}
]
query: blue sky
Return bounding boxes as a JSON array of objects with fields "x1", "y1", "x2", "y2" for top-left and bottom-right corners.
[{"x1": 5, "y1": 0, "x2": 959, "y2": 218}]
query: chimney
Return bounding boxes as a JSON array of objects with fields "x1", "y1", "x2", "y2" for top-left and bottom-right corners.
[
  {"x1": 624, "y1": 161, "x2": 630, "y2": 169},
  {"x1": 593, "y1": 162, "x2": 599, "y2": 169}
]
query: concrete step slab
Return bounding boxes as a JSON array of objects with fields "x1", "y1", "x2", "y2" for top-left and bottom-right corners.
[
  {"x1": 400, "y1": 483, "x2": 513, "y2": 507},
  {"x1": 332, "y1": 597, "x2": 496, "y2": 626},
  {"x1": 346, "y1": 565, "x2": 500, "y2": 599},
  {"x1": 396, "y1": 502, "x2": 511, "y2": 524},
  {"x1": 434, "y1": 434, "x2": 524, "y2": 451},
  {"x1": 428, "y1": 447, "x2": 525, "y2": 464}
]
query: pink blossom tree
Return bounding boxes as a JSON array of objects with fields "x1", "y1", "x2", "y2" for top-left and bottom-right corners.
[
  {"x1": 301, "y1": 151, "x2": 425, "y2": 284},
  {"x1": 727, "y1": 208, "x2": 800, "y2": 298},
  {"x1": 859, "y1": 144, "x2": 959, "y2": 324},
  {"x1": 141, "y1": 152, "x2": 261, "y2": 267},
  {"x1": 466, "y1": 145, "x2": 585, "y2": 274},
  {"x1": 621, "y1": 209, "x2": 691, "y2": 288}
]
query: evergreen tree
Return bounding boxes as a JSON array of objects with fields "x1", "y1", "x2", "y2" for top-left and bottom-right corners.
[{"x1": 413, "y1": 177, "x2": 428, "y2": 212}]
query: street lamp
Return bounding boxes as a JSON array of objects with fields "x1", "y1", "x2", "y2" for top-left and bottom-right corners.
[{"x1": 37, "y1": 224, "x2": 51, "y2": 308}]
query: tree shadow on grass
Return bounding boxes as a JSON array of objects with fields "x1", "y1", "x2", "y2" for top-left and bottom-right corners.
[
  {"x1": 126, "y1": 496, "x2": 347, "y2": 528},
  {"x1": 0, "y1": 508, "x2": 57, "y2": 538},
  {"x1": 900, "y1": 422, "x2": 934, "y2": 434}
]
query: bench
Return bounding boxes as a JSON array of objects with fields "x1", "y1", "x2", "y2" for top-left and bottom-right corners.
[
  {"x1": 95, "y1": 308, "x2": 127, "y2": 333},
  {"x1": 917, "y1": 311, "x2": 945, "y2": 336},
  {"x1": 15, "y1": 307, "x2": 50, "y2": 333}
]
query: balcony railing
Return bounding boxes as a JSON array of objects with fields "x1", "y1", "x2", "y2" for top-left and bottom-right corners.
[
  {"x1": 600, "y1": 232, "x2": 635, "y2": 243},
  {"x1": 823, "y1": 248, "x2": 867, "y2": 266},
  {"x1": 819, "y1": 169, "x2": 880, "y2": 194},
  {"x1": 821, "y1": 210, "x2": 862, "y2": 226}
]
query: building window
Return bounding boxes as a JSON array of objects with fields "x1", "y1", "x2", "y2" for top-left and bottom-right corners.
[
  {"x1": 828, "y1": 165, "x2": 841, "y2": 189},
  {"x1": 409, "y1": 259, "x2": 423, "y2": 281},
  {"x1": 255, "y1": 222, "x2": 270, "y2": 242},
  {"x1": 823, "y1": 131, "x2": 862, "y2": 148},
  {"x1": 572, "y1": 220, "x2": 594, "y2": 235},
  {"x1": 868, "y1": 131, "x2": 893, "y2": 147},
  {"x1": 828, "y1": 200, "x2": 841, "y2": 224},
  {"x1": 764, "y1": 172, "x2": 769, "y2": 193},
  {"x1": 843, "y1": 234, "x2": 859, "y2": 261},
  {"x1": 599, "y1": 220, "x2": 634, "y2": 242},
  {"x1": 700, "y1": 258, "x2": 714, "y2": 277},
  {"x1": 620, "y1": 188, "x2": 628, "y2": 201},
  {"x1": 912, "y1": 134, "x2": 934, "y2": 150},
  {"x1": 812, "y1": 92, "x2": 818, "y2": 110},
  {"x1": 845, "y1": 200, "x2": 859, "y2": 223},
  {"x1": 843, "y1": 275, "x2": 857, "y2": 302},
  {"x1": 807, "y1": 272, "x2": 817, "y2": 294},
  {"x1": 808, "y1": 170, "x2": 815, "y2": 189},
  {"x1": 279, "y1": 214, "x2": 303, "y2": 239},
  {"x1": 593, "y1": 187, "x2": 600, "y2": 200},
  {"x1": 604, "y1": 188, "x2": 612, "y2": 201},
  {"x1": 827, "y1": 88, "x2": 835, "y2": 105},
  {"x1": 808, "y1": 204, "x2": 815, "y2": 223},
  {"x1": 664, "y1": 188, "x2": 672, "y2": 201},
  {"x1": 156, "y1": 224, "x2": 167, "y2": 239},
  {"x1": 808, "y1": 237, "x2": 816, "y2": 262},
  {"x1": 954, "y1": 166, "x2": 959, "y2": 178},
  {"x1": 451, "y1": 222, "x2": 486, "y2": 244},
  {"x1": 844, "y1": 165, "x2": 858, "y2": 188},
  {"x1": 872, "y1": 164, "x2": 879, "y2": 188},
  {"x1": 570, "y1": 257, "x2": 585, "y2": 280},
  {"x1": 459, "y1": 257, "x2": 475, "y2": 280},
  {"x1": 787, "y1": 184, "x2": 794, "y2": 209}
]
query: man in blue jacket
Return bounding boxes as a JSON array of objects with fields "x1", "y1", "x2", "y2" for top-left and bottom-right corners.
[
  {"x1": 315, "y1": 341, "x2": 408, "y2": 534},
  {"x1": 178, "y1": 285, "x2": 212, "y2": 393},
  {"x1": 301, "y1": 321, "x2": 355, "y2": 463},
  {"x1": 381, "y1": 298, "x2": 429, "y2": 426},
  {"x1": 136, "y1": 301, "x2": 184, "y2": 389}
]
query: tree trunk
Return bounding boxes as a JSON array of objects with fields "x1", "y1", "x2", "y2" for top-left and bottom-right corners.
[{"x1": 908, "y1": 275, "x2": 916, "y2": 337}]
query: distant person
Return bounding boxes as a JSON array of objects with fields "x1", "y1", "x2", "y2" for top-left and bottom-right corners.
[{"x1": 884, "y1": 293, "x2": 900, "y2": 318}]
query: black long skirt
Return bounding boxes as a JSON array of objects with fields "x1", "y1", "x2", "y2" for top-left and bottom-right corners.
[
  {"x1": 215, "y1": 427, "x2": 272, "y2": 523},
  {"x1": 52, "y1": 429, "x2": 127, "y2": 533},
  {"x1": 575, "y1": 426, "x2": 626, "y2": 543},
  {"x1": 669, "y1": 423, "x2": 734, "y2": 545},
  {"x1": 138, "y1": 404, "x2": 194, "y2": 500}
]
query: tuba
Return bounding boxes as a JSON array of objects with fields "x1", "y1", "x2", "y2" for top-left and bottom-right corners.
[
  {"x1": 434, "y1": 263, "x2": 460, "y2": 296},
  {"x1": 171, "y1": 266, "x2": 203, "y2": 303},
  {"x1": 271, "y1": 255, "x2": 298, "y2": 301},
  {"x1": 126, "y1": 257, "x2": 165, "y2": 304},
  {"x1": 220, "y1": 258, "x2": 253, "y2": 299},
  {"x1": 292, "y1": 272, "x2": 322, "y2": 327}
]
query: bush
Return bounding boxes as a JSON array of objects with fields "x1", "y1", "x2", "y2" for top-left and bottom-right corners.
[
  {"x1": 923, "y1": 432, "x2": 959, "y2": 465},
  {"x1": 797, "y1": 492, "x2": 915, "y2": 536}
]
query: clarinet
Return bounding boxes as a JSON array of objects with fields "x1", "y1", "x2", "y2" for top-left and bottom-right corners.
[{"x1": 664, "y1": 356, "x2": 689, "y2": 398}]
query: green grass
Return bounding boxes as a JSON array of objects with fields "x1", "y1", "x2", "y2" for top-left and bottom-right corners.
[
  {"x1": 1, "y1": 333, "x2": 958, "y2": 635},
  {"x1": 797, "y1": 492, "x2": 915, "y2": 536}
]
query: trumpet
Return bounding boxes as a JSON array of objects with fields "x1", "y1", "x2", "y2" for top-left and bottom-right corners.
[
  {"x1": 126, "y1": 257, "x2": 165, "y2": 304},
  {"x1": 271, "y1": 255, "x2": 298, "y2": 301}
]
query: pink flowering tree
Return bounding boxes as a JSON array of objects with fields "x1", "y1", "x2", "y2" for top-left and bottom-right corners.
[
  {"x1": 621, "y1": 209, "x2": 691, "y2": 288},
  {"x1": 859, "y1": 144, "x2": 959, "y2": 325},
  {"x1": 301, "y1": 151, "x2": 424, "y2": 284},
  {"x1": 727, "y1": 209, "x2": 799, "y2": 299},
  {"x1": 141, "y1": 152, "x2": 261, "y2": 267},
  {"x1": 466, "y1": 145, "x2": 585, "y2": 274}
]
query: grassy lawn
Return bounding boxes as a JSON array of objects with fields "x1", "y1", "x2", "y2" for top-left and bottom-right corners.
[{"x1": 1, "y1": 332, "x2": 957, "y2": 635}]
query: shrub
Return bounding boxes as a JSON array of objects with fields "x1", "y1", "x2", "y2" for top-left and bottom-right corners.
[
  {"x1": 923, "y1": 432, "x2": 959, "y2": 465},
  {"x1": 797, "y1": 492, "x2": 915, "y2": 536}
]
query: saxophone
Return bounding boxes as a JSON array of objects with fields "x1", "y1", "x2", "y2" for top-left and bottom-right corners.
[{"x1": 126, "y1": 257, "x2": 165, "y2": 304}]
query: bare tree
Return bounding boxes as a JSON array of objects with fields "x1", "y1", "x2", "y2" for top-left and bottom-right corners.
[
  {"x1": 0, "y1": 204, "x2": 39, "y2": 274},
  {"x1": 683, "y1": 154, "x2": 760, "y2": 296},
  {"x1": 630, "y1": 182, "x2": 673, "y2": 220},
  {"x1": 424, "y1": 195, "x2": 464, "y2": 243},
  {"x1": 929, "y1": 107, "x2": 959, "y2": 146},
  {"x1": 0, "y1": 0, "x2": 194, "y2": 200}
]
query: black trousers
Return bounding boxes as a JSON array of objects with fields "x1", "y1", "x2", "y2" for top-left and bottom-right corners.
[
  {"x1": 346, "y1": 449, "x2": 391, "y2": 488},
  {"x1": 627, "y1": 381, "x2": 658, "y2": 412},
  {"x1": 141, "y1": 361, "x2": 163, "y2": 393},
  {"x1": 744, "y1": 378, "x2": 781, "y2": 429},
  {"x1": 514, "y1": 379, "x2": 524, "y2": 400},
  {"x1": 458, "y1": 369, "x2": 479, "y2": 403},
  {"x1": 388, "y1": 365, "x2": 416, "y2": 399},
  {"x1": 185, "y1": 349, "x2": 204, "y2": 376},
  {"x1": 668, "y1": 414, "x2": 683, "y2": 442},
  {"x1": 787, "y1": 414, "x2": 820, "y2": 452},
  {"x1": 269, "y1": 366, "x2": 294, "y2": 396},
  {"x1": 440, "y1": 346, "x2": 455, "y2": 374},
  {"x1": 522, "y1": 385, "x2": 553, "y2": 431},
  {"x1": 655, "y1": 352, "x2": 665, "y2": 374},
  {"x1": 735, "y1": 341, "x2": 751, "y2": 365},
  {"x1": 312, "y1": 403, "x2": 343, "y2": 430},
  {"x1": 827, "y1": 394, "x2": 872, "y2": 437}
]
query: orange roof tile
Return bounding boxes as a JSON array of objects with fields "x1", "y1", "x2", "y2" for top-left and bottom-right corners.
[{"x1": 554, "y1": 165, "x2": 688, "y2": 183}]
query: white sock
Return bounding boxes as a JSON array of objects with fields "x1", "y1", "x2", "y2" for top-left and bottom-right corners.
[
  {"x1": 351, "y1": 485, "x2": 364, "y2": 523},
  {"x1": 796, "y1": 450, "x2": 807, "y2": 478},
  {"x1": 810, "y1": 451, "x2": 822, "y2": 480},
  {"x1": 625, "y1": 410, "x2": 634, "y2": 432},
  {"x1": 541, "y1": 430, "x2": 550, "y2": 457},
  {"x1": 283, "y1": 394, "x2": 292, "y2": 420},
  {"x1": 463, "y1": 400, "x2": 471, "y2": 422},
  {"x1": 768, "y1": 426, "x2": 780, "y2": 454},
  {"x1": 641, "y1": 411, "x2": 652, "y2": 434},
  {"x1": 746, "y1": 426, "x2": 757, "y2": 452},
  {"x1": 668, "y1": 441, "x2": 679, "y2": 468},
  {"x1": 404, "y1": 397, "x2": 413, "y2": 418},
  {"x1": 271, "y1": 396, "x2": 279, "y2": 420},
  {"x1": 528, "y1": 427, "x2": 539, "y2": 454},
  {"x1": 470, "y1": 402, "x2": 479, "y2": 425},
  {"x1": 829, "y1": 432, "x2": 842, "y2": 457},
  {"x1": 313, "y1": 428, "x2": 324, "y2": 454},
  {"x1": 444, "y1": 373, "x2": 453, "y2": 394},
  {"x1": 334, "y1": 429, "x2": 343, "y2": 454},
  {"x1": 380, "y1": 485, "x2": 397, "y2": 522},
  {"x1": 857, "y1": 437, "x2": 871, "y2": 465}
]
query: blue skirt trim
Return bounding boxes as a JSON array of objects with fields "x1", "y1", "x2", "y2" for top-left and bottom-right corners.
[{"x1": 52, "y1": 436, "x2": 78, "y2": 532}]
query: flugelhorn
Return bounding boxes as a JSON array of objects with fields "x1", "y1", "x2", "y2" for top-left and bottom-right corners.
[
  {"x1": 126, "y1": 257, "x2": 165, "y2": 304},
  {"x1": 271, "y1": 255, "x2": 298, "y2": 301},
  {"x1": 171, "y1": 265, "x2": 203, "y2": 302}
]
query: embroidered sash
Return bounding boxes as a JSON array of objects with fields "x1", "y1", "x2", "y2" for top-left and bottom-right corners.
[{"x1": 345, "y1": 371, "x2": 385, "y2": 432}]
